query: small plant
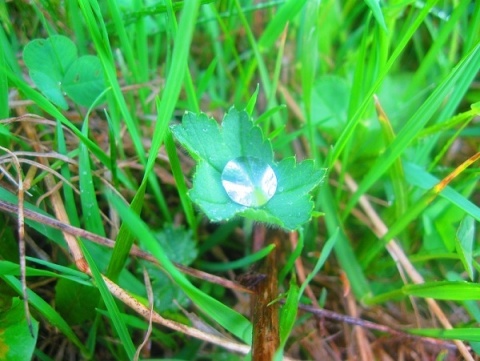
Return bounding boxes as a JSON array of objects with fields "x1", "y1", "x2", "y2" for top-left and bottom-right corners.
[
  {"x1": 23, "y1": 35, "x2": 105, "y2": 109},
  {"x1": 171, "y1": 107, "x2": 326, "y2": 230}
]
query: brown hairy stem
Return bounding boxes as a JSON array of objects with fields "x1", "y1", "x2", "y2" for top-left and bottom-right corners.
[{"x1": 250, "y1": 226, "x2": 282, "y2": 360}]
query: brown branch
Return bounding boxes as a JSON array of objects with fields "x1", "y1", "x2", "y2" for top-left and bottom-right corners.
[
  {"x1": 0, "y1": 199, "x2": 252, "y2": 294},
  {"x1": 335, "y1": 159, "x2": 475, "y2": 360},
  {"x1": 0, "y1": 146, "x2": 32, "y2": 335},
  {"x1": 250, "y1": 226, "x2": 281, "y2": 360},
  {"x1": 295, "y1": 303, "x2": 459, "y2": 351}
]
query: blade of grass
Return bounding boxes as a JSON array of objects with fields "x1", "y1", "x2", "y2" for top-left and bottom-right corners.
[
  {"x1": 198, "y1": 244, "x2": 275, "y2": 272},
  {"x1": 2, "y1": 72, "x2": 115, "y2": 172},
  {"x1": 79, "y1": 240, "x2": 136, "y2": 359},
  {"x1": 0, "y1": 259, "x2": 89, "y2": 285},
  {"x1": 327, "y1": 0, "x2": 437, "y2": 169},
  {"x1": 274, "y1": 275, "x2": 299, "y2": 361},
  {"x1": 79, "y1": 0, "x2": 170, "y2": 219},
  {"x1": 278, "y1": 229, "x2": 303, "y2": 283},
  {"x1": 2, "y1": 275, "x2": 90, "y2": 356},
  {"x1": 79, "y1": 117, "x2": 105, "y2": 237},
  {"x1": 385, "y1": 155, "x2": 480, "y2": 240},
  {"x1": 55, "y1": 121, "x2": 81, "y2": 227},
  {"x1": 107, "y1": 191, "x2": 252, "y2": 343},
  {"x1": 105, "y1": 0, "x2": 140, "y2": 83},
  {"x1": 455, "y1": 215, "x2": 475, "y2": 281},
  {"x1": 201, "y1": 5, "x2": 228, "y2": 101},
  {"x1": 165, "y1": 0, "x2": 200, "y2": 113},
  {"x1": 403, "y1": 281, "x2": 480, "y2": 300},
  {"x1": 207, "y1": 4, "x2": 249, "y2": 102},
  {"x1": 235, "y1": 0, "x2": 282, "y2": 129},
  {"x1": 463, "y1": 1, "x2": 480, "y2": 53},
  {"x1": 406, "y1": 0, "x2": 471, "y2": 93},
  {"x1": 0, "y1": 11, "x2": 22, "y2": 77},
  {"x1": 66, "y1": 0, "x2": 87, "y2": 53},
  {"x1": 318, "y1": 183, "x2": 372, "y2": 300},
  {"x1": 343, "y1": 43, "x2": 480, "y2": 216},
  {"x1": 301, "y1": 0, "x2": 320, "y2": 161},
  {"x1": 374, "y1": 96, "x2": 408, "y2": 218},
  {"x1": 0, "y1": 28, "x2": 7, "y2": 119},
  {"x1": 164, "y1": 131, "x2": 197, "y2": 232},
  {"x1": 298, "y1": 228, "x2": 338, "y2": 299},
  {"x1": 363, "y1": 0, "x2": 387, "y2": 31},
  {"x1": 364, "y1": 155, "x2": 480, "y2": 266},
  {"x1": 106, "y1": 0, "x2": 202, "y2": 279},
  {"x1": 408, "y1": 328, "x2": 480, "y2": 343},
  {"x1": 105, "y1": 111, "x2": 120, "y2": 188},
  {"x1": 258, "y1": 0, "x2": 308, "y2": 51},
  {"x1": 403, "y1": 162, "x2": 479, "y2": 220},
  {"x1": 246, "y1": 84, "x2": 260, "y2": 115},
  {"x1": 338, "y1": 13, "x2": 374, "y2": 196}
]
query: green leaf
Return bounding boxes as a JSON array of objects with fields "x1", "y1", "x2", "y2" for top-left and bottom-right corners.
[
  {"x1": 79, "y1": 118, "x2": 106, "y2": 238},
  {"x1": 26, "y1": 71, "x2": 68, "y2": 109},
  {"x1": 403, "y1": 162, "x2": 480, "y2": 221},
  {"x1": 164, "y1": 132, "x2": 197, "y2": 231},
  {"x1": 150, "y1": 273, "x2": 189, "y2": 313},
  {"x1": 107, "y1": 192, "x2": 252, "y2": 344},
  {"x1": 171, "y1": 107, "x2": 326, "y2": 230},
  {"x1": 55, "y1": 278, "x2": 100, "y2": 325},
  {"x1": 242, "y1": 158, "x2": 325, "y2": 230},
  {"x1": 189, "y1": 161, "x2": 243, "y2": 221},
  {"x1": 455, "y1": 216, "x2": 475, "y2": 280},
  {"x1": 142, "y1": 224, "x2": 196, "y2": 313},
  {"x1": 245, "y1": 84, "x2": 259, "y2": 115},
  {"x1": 199, "y1": 244, "x2": 274, "y2": 272},
  {"x1": 173, "y1": 111, "x2": 227, "y2": 171},
  {"x1": 154, "y1": 224, "x2": 197, "y2": 265},
  {"x1": 364, "y1": 0, "x2": 387, "y2": 31},
  {"x1": 0, "y1": 298, "x2": 38, "y2": 361},
  {"x1": 343, "y1": 42, "x2": 480, "y2": 214},
  {"x1": 311, "y1": 75, "x2": 350, "y2": 135},
  {"x1": 275, "y1": 277, "x2": 299, "y2": 361},
  {"x1": 223, "y1": 108, "x2": 273, "y2": 163},
  {"x1": 403, "y1": 281, "x2": 480, "y2": 300},
  {"x1": 22, "y1": 35, "x2": 105, "y2": 109},
  {"x1": 79, "y1": 241, "x2": 136, "y2": 359},
  {"x1": 1, "y1": 275, "x2": 89, "y2": 355},
  {"x1": 23, "y1": 35, "x2": 77, "y2": 109},
  {"x1": 407, "y1": 327, "x2": 480, "y2": 342},
  {"x1": 298, "y1": 228, "x2": 338, "y2": 299},
  {"x1": 258, "y1": 0, "x2": 308, "y2": 51},
  {"x1": 63, "y1": 55, "x2": 105, "y2": 108}
]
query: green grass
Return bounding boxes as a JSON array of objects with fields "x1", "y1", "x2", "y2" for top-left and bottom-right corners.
[{"x1": 0, "y1": 1, "x2": 479, "y2": 360}]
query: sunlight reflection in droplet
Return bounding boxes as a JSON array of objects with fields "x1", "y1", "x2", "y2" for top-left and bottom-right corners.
[{"x1": 221, "y1": 156, "x2": 277, "y2": 207}]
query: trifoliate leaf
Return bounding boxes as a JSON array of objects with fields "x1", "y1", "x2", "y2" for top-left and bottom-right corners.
[
  {"x1": 23, "y1": 35, "x2": 105, "y2": 109},
  {"x1": 154, "y1": 224, "x2": 197, "y2": 265},
  {"x1": 23, "y1": 35, "x2": 77, "y2": 109},
  {"x1": 171, "y1": 107, "x2": 326, "y2": 230},
  {"x1": 144, "y1": 224, "x2": 198, "y2": 312}
]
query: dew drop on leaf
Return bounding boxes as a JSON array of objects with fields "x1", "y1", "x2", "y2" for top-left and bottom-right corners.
[{"x1": 221, "y1": 156, "x2": 277, "y2": 207}]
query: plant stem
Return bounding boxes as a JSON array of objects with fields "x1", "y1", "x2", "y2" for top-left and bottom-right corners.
[{"x1": 250, "y1": 226, "x2": 281, "y2": 360}]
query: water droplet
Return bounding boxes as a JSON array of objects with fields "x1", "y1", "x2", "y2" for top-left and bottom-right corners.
[{"x1": 221, "y1": 156, "x2": 277, "y2": 207}]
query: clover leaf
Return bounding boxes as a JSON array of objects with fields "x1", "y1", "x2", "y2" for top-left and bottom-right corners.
[
  {"x1": 23, "y1": 35, "x2": 105, "y2": 109},
  {"x1": 171, "y1": 107, "x2": 326, "y2": 230}
]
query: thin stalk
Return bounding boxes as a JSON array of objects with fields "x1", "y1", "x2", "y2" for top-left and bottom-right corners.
[{"x1": 250, "y1": 226, "x2": 281, "y2": 360}]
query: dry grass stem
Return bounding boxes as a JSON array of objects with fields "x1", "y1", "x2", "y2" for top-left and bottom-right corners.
[{"x1": 335, "y1": 162, "x2": 474, "y2": 360}]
